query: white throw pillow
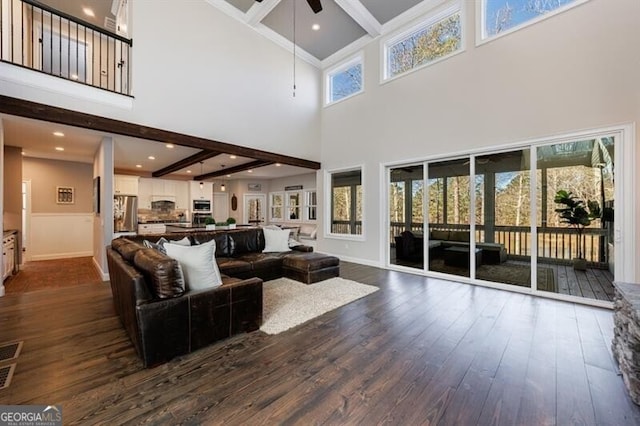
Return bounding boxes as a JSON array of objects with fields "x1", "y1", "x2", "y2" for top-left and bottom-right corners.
[
  {"x1": 170, "y1": 236, "x2": 191, "y2": 246},
  {"x1": 164, "y1": 239, "x2": 222, "y2": 291},
  {"x1": 263, "y1": 228, "x2": 291, "y2": 253}
]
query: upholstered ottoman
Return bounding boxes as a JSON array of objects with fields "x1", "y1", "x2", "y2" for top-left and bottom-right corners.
[{"x1": 283, "y1": 252, "x2": 340, "y2": 284}]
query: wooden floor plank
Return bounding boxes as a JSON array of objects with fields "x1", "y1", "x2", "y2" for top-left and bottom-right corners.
[{"x1": 0, "y1": 260, "x2": 637, "y2": 424}]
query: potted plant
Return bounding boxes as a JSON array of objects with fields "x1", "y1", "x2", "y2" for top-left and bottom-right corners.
[
  {"x1": 226, "y1": 217, "x2": 237, "y2": 229},
  {"x1": 204, "y1": 216, "x2": 216, "y2": 230},
  {"x1": 554, "y1": 190, "x2": 601, "y2": 270}
]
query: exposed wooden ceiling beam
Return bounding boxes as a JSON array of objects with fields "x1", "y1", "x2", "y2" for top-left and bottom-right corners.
[
  {"x1": 0, "y1": 95, "x2": 321, "y2": 170},
  {"x1": 152, "y1": 150, "x2": 221, "y2": 177},
  {"x1": 195, "y1": 160, "x2": 273, "y2": 180}
]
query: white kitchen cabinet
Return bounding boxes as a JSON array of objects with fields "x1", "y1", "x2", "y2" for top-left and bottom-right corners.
[
  {"x1": 138, "y1": 178, "x2": 153, "y2": 209},
  {"x1": 175, "y1": 181, "x2": 189, "y2": 209},
  {"x1": 3, "y1": 234, "x2": 16, "y2": 280},
  {"x1": 190, "y1": 181, "x2": 213, "y2": 201},
  {"x1": 114, "y1": 175, "x2": 139, "y2": 195},
  {"x1": 138, "y1": 224, "x2": 166, "y2": 235},
  {"x1": 139, "y1": 178, "x2": 189, "y2": 209}
]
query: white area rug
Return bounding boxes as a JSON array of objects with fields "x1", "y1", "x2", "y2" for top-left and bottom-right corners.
[{"x1": 260, "y1": 277, "x2": 379, "y2": 335}]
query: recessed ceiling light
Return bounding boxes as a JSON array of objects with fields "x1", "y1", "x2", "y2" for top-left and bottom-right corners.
[
  {"x1": 186, "y1": 170, "x2": 192, "y2": 174},
  {"x1": 248, "y1": 169, "x2": 253, "y2": 173},
  {"x1": 166, "y1": 144, "x2": 174, "y2": 149},
  {"x1": 82, "y1": 7, "x2": 95, "y2": 17},
  {"x1": 229, "y1": 155, "x2": 237, "y2": 159},
  {"x1": 312, "y1": 23, "x2": 320, "y2": 31},
  {"x1": 53, "y1": 131, "x2": 64, "y2": 137},
  {"x1": 71, "y1": 74, "x2": 79, "y2": 80},
  {"x1": 148, "y1": 156, "x2": 155, "y2": 160},
  {"x1": 276, "y1": 163, "x2": 282, "y2": 167},
  {"x1": 21, "y1": 151, "x2": 25, "y2": 156},
  {"x1": 135, "y1": 164, "x2": 142, "y2": 168},
  {"x1": 226, "y1": 174, "x2": 231, "y2": 178},
  {"x1": 55, "y1": 147, "x2": 64, "y2": 151}
]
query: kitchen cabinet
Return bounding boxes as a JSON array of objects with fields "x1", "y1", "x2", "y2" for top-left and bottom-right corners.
[
  {"x1": 190, "y1": 181, "x2": 213, "y2": 201},
  {"x1": 175, "y1": 181, "x2": 189, "y2": 209},
  {"x1": 3, "y1": 233, "x2": 17, "y2": 281},
  {"x1": 138, "y1": 224, "x2": 166, "y2": 235},
  {"x1": 138, "y1": 178, "x2": 153, "y2": 209},
  {"x1": 138, "y1": 178, "x2": 189, "y2": 209},
  {"x1": 114, "y1": 175, "x2": 139, "y2": 195}
]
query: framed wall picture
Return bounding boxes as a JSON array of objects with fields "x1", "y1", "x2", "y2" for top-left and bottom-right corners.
[
  {"x1": 56, "y1": 186, "x2": 75, "y2": 204},
  {"x1": 248, "y1": 183, "x2": 262, "y2": 191}
]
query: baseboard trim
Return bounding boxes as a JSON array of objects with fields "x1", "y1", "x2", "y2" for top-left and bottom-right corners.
[
  {"x1": 30, "y1": 251, "x2": 93, "y2": 261},
  {"x1": 92, "y1": 257, "x2": 109, "y2": 281},
  {"x1": 314, "y1": 251, "x2": 382, "y2": 268}
]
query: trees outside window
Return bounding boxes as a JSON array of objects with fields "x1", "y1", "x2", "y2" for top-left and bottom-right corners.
[
  {"x1": 483, "y1": 0, "x2": 583, "y2": 39},
  {"x1": 330, "y1": 169, "x2": 362, "y2": 235},
  {"x1": 385, "y1": 8, "x2": 461, "y2": 80}
]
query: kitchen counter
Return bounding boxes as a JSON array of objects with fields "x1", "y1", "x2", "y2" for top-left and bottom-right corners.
[{"x1": 165, "y1": 224, "x2": 207, "y2": 232}]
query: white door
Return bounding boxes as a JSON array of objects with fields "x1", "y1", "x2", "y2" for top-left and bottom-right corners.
[{"x1": 244, "y1": 194, "x2": 266, "y2": 226}]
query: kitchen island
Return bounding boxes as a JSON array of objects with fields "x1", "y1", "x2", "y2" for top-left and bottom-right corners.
[{"x1": 165, "y1": 223, "x2": 207, "y2": 233}]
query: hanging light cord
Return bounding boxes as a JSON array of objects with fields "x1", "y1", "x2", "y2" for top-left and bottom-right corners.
[{"x1": 292, "y1": 0, "x2": 296, "y2": 98}]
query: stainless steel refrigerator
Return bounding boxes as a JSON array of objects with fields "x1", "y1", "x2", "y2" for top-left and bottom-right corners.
[{"x1": 114, "y1": 195, "x2": 138, "y2": 232}]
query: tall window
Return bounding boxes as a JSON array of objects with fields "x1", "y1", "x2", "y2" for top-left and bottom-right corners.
[
  {"x1": 328, "y1": 169, "x2": 363, "y2": 236},
  {"x1": 384, "y1": 5, "x2": 462, "y2": 80},
  {"x1": 326, "y1": 55, "x2": 363, "y2": 105},
  {"x1": 481, "y1": 0, "x2": 585, "y2": 40}
]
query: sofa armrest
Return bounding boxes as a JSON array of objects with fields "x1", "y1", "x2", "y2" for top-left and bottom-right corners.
[{"x1": 292, "y1": 245, "x2": 314, "y2": 252}]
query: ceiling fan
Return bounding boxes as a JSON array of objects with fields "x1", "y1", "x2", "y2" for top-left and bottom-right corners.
[{"x1": 255, "y1": 0, "x2": 322, "y2": 14}]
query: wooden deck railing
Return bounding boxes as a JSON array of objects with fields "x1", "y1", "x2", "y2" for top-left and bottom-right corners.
[
  {"x1": 389, "y1": 222, "x2": 608, "y2": 265},
  {"x1": 1, "y1": 0, "x2": 132, "y2": 95}
]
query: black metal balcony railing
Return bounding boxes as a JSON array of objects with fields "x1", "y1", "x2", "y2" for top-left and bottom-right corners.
[
  {"x1": 389, "y1": 222, "x2": 609, "y2": 266},
  {"x1": 1, "y1": 0, "x2": 132, "y2": 95}
]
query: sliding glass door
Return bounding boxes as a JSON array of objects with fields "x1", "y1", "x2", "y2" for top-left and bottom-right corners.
[
  {"x1": 474, "y1": 149, "x2": 533, "y2": 290},
  {"x1": 386, "y1": 132, "x2": 617, "y2": 303},
  {"x1": 389, "y1": 164, "x2": 424, "y2": 270},
  {"x1": 427, "y1": 158, "x2": 471, "y2": 278}
]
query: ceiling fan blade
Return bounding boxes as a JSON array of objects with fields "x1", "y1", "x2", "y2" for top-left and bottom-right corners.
[{"x1": 306, "y1": 0, "x2": 322, "y2": 13}]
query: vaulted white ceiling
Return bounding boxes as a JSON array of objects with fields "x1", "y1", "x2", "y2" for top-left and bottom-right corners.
[{"x1": 209, "y1": 0, "x2": 437, "y2": 67}]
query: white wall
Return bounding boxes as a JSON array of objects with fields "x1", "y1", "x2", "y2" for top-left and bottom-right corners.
[
  {"x1": 319, "y1": 0, "x2": 640, "y2": 279},
  {"x1": 0, "y1": 0, "x2": 321, "y2": 162},
  {"x1": 93, "y1": 137, "x2": 113, "y2": 280}
]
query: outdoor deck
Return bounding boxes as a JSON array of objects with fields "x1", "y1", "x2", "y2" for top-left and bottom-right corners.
[{"x1": 390, "y1": 248, "x2": 615, "y2": 302}]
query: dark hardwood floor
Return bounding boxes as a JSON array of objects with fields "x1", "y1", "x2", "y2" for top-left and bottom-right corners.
[{"x1": 0, "y1": 262, "x2": 638, "y2": 425}]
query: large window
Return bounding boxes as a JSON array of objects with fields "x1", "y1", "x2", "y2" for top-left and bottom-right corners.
[
  {"x1": 327, "y1": 168, "x2": 363, "y2": 236},
  {"x1": 325, "y1": 55, "x2": 363, "y2": 105},
  {"x1": 480, "y1": 0, "x2": 586, "y2": 41},
  {"x1": 384, "y1": 5, "x2": 462, "y2": 80}
]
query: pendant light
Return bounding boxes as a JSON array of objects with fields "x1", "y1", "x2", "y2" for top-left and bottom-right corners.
[
  {"x1": 221, "y1": 182, "x2": 226, "y2": 192},
  {"x1": 199, "y1": 161, "x2": 204, "y2": 190}
]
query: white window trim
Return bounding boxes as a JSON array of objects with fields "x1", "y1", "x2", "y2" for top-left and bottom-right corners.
[
  {"x1": 304, "y1": 189, "x2": 317, "y2": 222},
  {"x1": 476, "y1": 0, "x2": 590, "y2": 47},
  {"x1": 324, "y1": 165, "x2": 365, "y2": 242},
  {"x1": 268, "y1": 191, "x2": 284, "y2": 222},
  {"x1": 324, "y1": 53, "x2": 364, "y2": 107},
  {"x1": 381, "y1": 1, "x2": 464, "y2": 84}
]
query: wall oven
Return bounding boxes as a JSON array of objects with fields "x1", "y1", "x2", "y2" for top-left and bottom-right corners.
[{"x1": 193, "y1": 199, "x2": 211, "y2": 212}]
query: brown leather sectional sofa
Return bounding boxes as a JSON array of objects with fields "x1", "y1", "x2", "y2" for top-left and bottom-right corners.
[{"x1": 107, "y1": 227, "x2": 319, "y2": 367}]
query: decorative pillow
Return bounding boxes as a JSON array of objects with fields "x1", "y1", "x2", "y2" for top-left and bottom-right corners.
[
  {"x1": 144, "y1": 236, "x2": 191, "y2": 254},
  {"x1": 164, "y1": 240, "x2": 222, "y2": 291},
  {"x1": 263, "y1": 228, "x2": 291, "y2": 253},
  {"x1": 289, "y1": 238, "x2": 302, "y2": 248}
]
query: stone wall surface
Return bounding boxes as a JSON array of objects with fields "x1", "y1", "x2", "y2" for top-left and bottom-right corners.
[{"x1": 612, "y1": 282, "x2": 640, "y2": 405}]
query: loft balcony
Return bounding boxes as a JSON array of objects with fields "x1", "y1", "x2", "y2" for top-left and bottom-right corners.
[{"x1": 0, "y1": 0, "x2": 132, "y2": 96}]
